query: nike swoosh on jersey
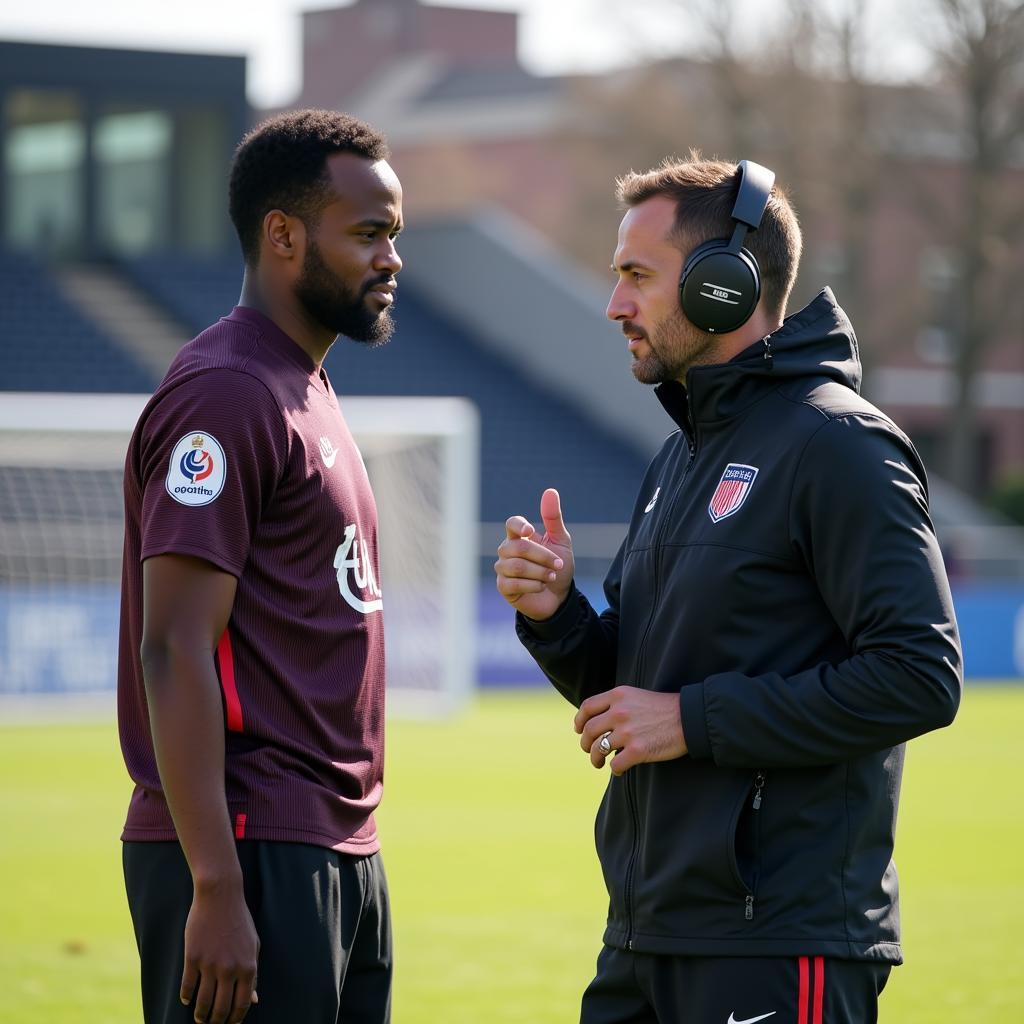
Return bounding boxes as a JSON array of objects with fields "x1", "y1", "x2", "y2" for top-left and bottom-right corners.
[
  {"x1": 727, "y1": 1012, "x2": 777, "y2": 1024},
  {"x1": 319, "y1": 437, "x2": 338, "y2": 469}
]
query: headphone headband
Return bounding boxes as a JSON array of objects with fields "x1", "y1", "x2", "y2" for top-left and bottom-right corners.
[{"x1": 731, "y1": 160, "x2": 775, "y2": 232}]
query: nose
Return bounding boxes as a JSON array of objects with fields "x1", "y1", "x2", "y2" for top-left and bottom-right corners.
[
  {"x1": 376, "y1": 239, "x2": 402, "y2": 276},
  {"x1": 606, "y1": 279, "x2": 635, "y2": 322}
]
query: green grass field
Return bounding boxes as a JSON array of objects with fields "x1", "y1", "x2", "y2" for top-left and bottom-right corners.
[{"x1": 1, "y1": 685, "x2": 1022, "y2": 1022}]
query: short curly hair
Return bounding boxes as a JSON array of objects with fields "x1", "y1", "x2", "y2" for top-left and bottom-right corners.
[{"x1": 228, "y1": 109, "x2": 390, "y2": 265}]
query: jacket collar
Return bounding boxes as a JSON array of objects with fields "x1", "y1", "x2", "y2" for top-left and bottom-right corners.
[{"x1": 655, "y1": 288, "x2": 861, "y2": 431}]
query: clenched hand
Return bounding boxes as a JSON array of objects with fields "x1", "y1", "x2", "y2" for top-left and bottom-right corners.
[{"x1": 575, "y1": 686, "x2": 688, "y2": 775}]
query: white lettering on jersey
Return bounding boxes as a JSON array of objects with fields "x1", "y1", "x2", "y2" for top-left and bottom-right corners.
[{"x1": 333, "y1": 524, "x2": 383, "y2": 614}]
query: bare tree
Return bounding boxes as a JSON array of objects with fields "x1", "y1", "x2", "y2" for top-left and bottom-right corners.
[
  {"x1": 824, "y1": 3, "x2": 878, "y2": 342},
  {"x1": 570, "y1": 0, "x2": 884, "y2": 318},
  {"x1": 560, "y1": 0, "x2": 815, "y2": 277},
  {"x1": 586, "y1": 0, "x2": 758, "y2": 156},
  {"x1": 689, "y1": 0, "x2": 759, "y2": 157},
  {"x1": 927, "y1": 0, "x2": 1024, "y2": 491},
  {"x1": 559, "y1": 64, "x2": 710, "y2": 276}
]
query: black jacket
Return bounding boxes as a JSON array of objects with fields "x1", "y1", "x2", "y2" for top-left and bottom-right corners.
[{"x1": 518, "y1": 290, "x2": 962, "y2": 962}]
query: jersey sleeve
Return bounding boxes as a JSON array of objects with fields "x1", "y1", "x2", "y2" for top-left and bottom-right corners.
[
  {"x1": 136, "y1": 369, "x2": 288, "y2": 577},
  {"x1": 680, "y1": 413, "x2": 963, "y2": 767}
]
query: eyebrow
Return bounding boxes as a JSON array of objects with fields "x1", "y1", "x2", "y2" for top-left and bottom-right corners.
[
  {"x1": 354, "y1": 218, "x2": 403, "y2": 231},
  {"x1": 612, "y1": 259, "x2": 655, "y2": 274}
]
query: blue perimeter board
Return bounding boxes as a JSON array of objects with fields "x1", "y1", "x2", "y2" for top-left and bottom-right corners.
[{"x1": 0, "y1": 580, "x2": 1020, "y2": 694}]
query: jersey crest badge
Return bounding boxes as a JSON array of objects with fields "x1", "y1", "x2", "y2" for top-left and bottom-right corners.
[
  {"x1": 708, "y1": 463, "x2": 758, "y2": 523},
  {"x1": 166, "y1": 431, "x2": 226, "y2": 506}
]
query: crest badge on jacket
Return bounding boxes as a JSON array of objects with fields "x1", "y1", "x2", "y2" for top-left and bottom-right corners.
[{"x1": 708, "y1": 463, "x2": 759, "y2": 522}]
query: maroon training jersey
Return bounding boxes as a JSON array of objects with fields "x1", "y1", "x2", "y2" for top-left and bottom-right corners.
[{"x1": 118, "y1": 306, "x2": 385, "y2": 853}]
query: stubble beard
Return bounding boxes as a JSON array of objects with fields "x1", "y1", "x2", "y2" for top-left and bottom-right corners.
[
  {"x1": 630, "y1": 306, "x2": 715, "y2": 386},
  {"x1": 295, "y1": 239, "x2": 395, "y2": 347}
]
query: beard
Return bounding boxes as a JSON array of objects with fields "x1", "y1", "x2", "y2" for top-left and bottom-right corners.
[
  {"x1": 294, "y1": 240, "x2": 395, "y2": 347},
  {"x1": 627, "y1": 305, "x2": 716, "y2": 386}
]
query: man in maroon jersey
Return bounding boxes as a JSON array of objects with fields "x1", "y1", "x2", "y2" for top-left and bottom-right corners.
[{"x1": 118, "y1": 109, "x2": 403, "y2": 1024}]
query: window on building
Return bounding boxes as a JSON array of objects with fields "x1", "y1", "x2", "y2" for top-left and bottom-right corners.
[
  {"x1": 917, "y1": 245, "x2": 961, "y2": 366},
  {"x1": 95, "y1": 109, "x2": 172, "y2": 255},
  {"x1": 175, "y1": 108, "x2": 228, "y2": 255},
  {"x1": 3, "y1": 90, "x2": 86, "y2": 257}
]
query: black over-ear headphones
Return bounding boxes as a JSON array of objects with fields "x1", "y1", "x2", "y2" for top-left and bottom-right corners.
[{"x1": 678, "y1": 159, "x2": 775, "y2": 334}]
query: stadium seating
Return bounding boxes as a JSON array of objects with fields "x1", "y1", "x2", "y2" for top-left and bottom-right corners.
[
  {"x1": 118, "y1": 255, "x2": 649, "y2": 523},
  {"x1": 326, "y1": 285, "x2": 648, "y2": 524},
  {"x1": 0, "y1": 249, "x2": 155, "y2": 393},
  {"x1": 121, "y1": 255, "x2": 242, "y2": 337}
]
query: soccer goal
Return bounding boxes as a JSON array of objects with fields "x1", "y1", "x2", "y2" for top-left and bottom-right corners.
[{"x1": 0, "y1": 392, "x2": 479, "y2": 719}]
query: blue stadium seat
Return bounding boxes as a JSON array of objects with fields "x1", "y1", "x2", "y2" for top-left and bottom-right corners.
[
  {"x1": 0, "y1": 250, "x2": 155, "y2": 393},
  {"x1": 122, "y1": 255, "x2": 243, "y2": 336},
  {"x1": 122, "y1": 257, "x2": 648, "y2": 523},
  {"x1": 326, "y1": 286, "x2": 647, "y2": 524}
]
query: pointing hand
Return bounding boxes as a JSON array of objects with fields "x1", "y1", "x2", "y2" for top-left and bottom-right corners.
[{"x1": 495, "y1": 488, "x2": 575, "y2": 621}]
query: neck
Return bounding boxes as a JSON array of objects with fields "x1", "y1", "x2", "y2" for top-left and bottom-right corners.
[
  {"x1": 679, "y1": 307, "x2": 784, "y2": 382},
  {"x1": 717, "y1": 308, "x2": 784, "y2": 362},
  {"x1": 238, "y1": 269, "x2": 337, "y2": 370}
]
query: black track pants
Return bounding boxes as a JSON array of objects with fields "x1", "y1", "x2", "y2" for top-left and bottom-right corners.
[
  {"x1": 123, "y1": 841, "x2": 392, "y2": 1024},
  {"x1": 580, "y1": 945, "x2": 891, "y2": 1024}
]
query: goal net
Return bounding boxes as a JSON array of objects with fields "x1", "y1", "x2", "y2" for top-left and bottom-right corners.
[{"x1": 0, "y1": 392, "x2": 479, "y2": 718}]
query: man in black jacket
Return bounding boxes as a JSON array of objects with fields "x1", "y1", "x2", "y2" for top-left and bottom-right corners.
[{"x1": 494, "y1": 157, "x2": 962, "y2": 1024}]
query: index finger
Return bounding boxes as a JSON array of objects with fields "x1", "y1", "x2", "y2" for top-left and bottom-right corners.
[
  {"x1": 574, "y1": 692, "x2": 614, "y2": 734},
  {"x1": 497, "y1": 534, "x2": 564, "y2": 569},
  {"x1": 505, "y1": 515, "x2": 536, "y2": 541}
]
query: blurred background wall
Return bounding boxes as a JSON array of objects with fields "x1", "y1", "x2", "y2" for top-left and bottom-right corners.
[{"x1": 1, "y1": 0, "x2": 1022, "y2": 688}]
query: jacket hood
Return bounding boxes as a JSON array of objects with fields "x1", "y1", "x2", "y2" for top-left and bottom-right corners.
[{"x1": 657, "y1": 288, "x2": 862, "y2": 427}]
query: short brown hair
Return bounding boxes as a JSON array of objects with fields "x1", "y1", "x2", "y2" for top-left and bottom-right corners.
[{"x1": 616, "y1": 153, "x2": 802, "y2": 318}]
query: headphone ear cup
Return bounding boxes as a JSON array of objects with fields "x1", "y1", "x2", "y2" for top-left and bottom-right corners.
[{"x1": 679, "y1": 243, "x2": 761, "y2": 334}]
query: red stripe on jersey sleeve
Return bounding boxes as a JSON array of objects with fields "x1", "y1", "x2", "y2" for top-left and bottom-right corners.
[
  {"x1": 234, "y1": 813, "x2": 247, "y2": 839},
  {"x1": 216, "y1": 628, "x2": 244, "y2": 733}
]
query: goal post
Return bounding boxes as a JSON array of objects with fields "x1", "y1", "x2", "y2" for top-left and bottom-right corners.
[
  {"x1": 0, "y1": 392, "x2": 479, "y2": 719},
  {"x1": 345, "y1": 396, "x2": 480, "y2": 716}
]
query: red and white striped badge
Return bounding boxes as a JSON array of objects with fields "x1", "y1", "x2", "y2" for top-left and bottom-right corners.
[{"x1": 708, "y1": 463, "x2": 759, "y2": 523}]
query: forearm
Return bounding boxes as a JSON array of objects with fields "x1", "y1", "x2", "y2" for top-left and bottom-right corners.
[
  {"x1": 141, "y1": 642, "x2": 241, "y2": 889},
  {"x1": 517, "y1": 584, "x2": 619, "y2": 707},
  {"x1": 681, "y1": 641, "x2": 962, "y2": 768}
]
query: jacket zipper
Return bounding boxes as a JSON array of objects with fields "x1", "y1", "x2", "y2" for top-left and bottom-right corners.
[
  {"x1": 745, "y1": 770, "x2": 766, "y2": 921},
  {"x1": 633, "y1": 427, "x2": 697, "y2": 673},
  {"x1": 623, "y1": 770, "x2": 641, "y2": 950},
  {"x1": 625, "y1": 425, "x2": 699, "y2": 949}
]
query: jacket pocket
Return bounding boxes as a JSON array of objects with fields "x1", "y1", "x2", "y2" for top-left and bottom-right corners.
[
  {"x1": 726, "y1": 776, "x2": 754, "y2": 896},
  {"x1": 618, "y1": 763, "x2": 762, "y2": 936},
  {"x1": 731, "y1": 770, "x2": 766, "y2": 919}
]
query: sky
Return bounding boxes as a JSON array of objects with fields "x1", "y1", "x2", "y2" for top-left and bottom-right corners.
[{"x1": 0, "y1": 0, "x2": 934, "y2": 110}]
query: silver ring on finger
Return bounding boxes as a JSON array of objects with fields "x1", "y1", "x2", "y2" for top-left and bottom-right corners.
[{"x1": 598, "y1": 731, "x2": 613, "y2": 756}]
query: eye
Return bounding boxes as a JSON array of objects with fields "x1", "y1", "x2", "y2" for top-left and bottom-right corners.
[{"x1": 631, "y1": 270, "x2": 647, "y2": 282}]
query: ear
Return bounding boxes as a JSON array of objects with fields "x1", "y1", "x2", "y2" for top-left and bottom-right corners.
[{"x1": 262, "y1": 210, "x2": 306, "y2": 263}]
